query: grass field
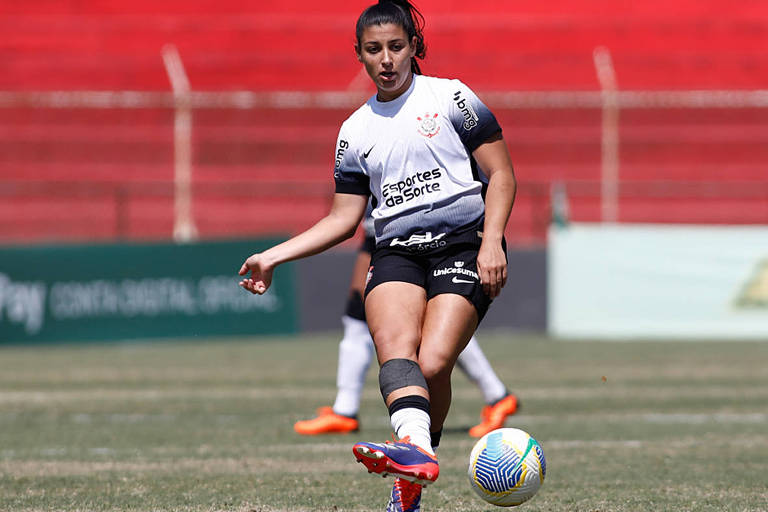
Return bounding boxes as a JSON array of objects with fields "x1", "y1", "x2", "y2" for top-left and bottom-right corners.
[{"x1": 1, "y1": 331, "x2": 767, "y2": 512}]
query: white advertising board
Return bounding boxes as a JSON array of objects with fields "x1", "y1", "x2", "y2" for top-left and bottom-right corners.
[{"x1": 549, "y1": 223, "x2": 768, "y2": 340}]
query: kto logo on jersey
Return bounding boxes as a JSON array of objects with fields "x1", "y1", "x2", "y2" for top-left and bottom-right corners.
[
  {"x1": 417, "y1": 112, "x2": 441, "y2": 138},
  {"x1": 390, "y1": 232, "x2": 447, "y2": 252},
  {"x1": 453, "y1": 91, "x2": 479, "y2": 131}
]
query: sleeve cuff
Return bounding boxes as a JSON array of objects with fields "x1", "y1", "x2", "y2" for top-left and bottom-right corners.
[
  {"x1": 335, "y1": 182, "x2": 370, "y2": 195},
  {"x1": 465, "y1": 124, "x2": 502, "y2": 153}
]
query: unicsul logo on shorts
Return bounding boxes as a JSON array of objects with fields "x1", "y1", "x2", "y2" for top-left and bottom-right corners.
[{"x1": 432, "y1": 261, "x2": 479, "y2": 280}]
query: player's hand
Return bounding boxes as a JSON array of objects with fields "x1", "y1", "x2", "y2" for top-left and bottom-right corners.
[
  {"x1": 238, "y1": 253, "x2": 274, "y2": 295},
  {"x1": 477, "y1": 241, "x2": 507, "y2": 299}
]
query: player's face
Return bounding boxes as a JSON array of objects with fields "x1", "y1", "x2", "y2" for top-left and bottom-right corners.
[{"x1": 357, "y1": 23, "x2": 417, "y2": 102}]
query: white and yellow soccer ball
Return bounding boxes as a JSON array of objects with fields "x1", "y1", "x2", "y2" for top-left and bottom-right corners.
[{"x1": 467, "y1": 428, "x2": 546, "y2": 507}]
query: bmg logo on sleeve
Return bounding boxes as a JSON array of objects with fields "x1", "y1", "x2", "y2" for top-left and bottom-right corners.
[
  {"x1": 335, "y1": 139, "x2": 349, "y2": 169},
  {"x1": 453, "y1": 91, "x2": 479, "y2": 131}
]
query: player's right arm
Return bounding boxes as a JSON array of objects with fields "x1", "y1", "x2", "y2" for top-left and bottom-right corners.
[
  {"x1": 239, "y1": 192, "x2": 368, "y2": 295},
  {"x1": 240, "y1": 121, "x2": 369, "y2": 295}
]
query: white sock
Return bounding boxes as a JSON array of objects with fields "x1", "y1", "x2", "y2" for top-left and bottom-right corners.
[
  {"x1": 456, "y1": 335, "x2": 508, "y2": 404},
  {"x1": 390, "y1": 407, "x2": 434, "y2": 456},
  {"x1": 332, "y1": 316, "x2": 374, "y2": 417}
]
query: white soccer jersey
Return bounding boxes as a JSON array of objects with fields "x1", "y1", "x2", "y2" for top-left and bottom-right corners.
[{"x1": 333, "y1": 74, "x2": 502, "y2": 252}]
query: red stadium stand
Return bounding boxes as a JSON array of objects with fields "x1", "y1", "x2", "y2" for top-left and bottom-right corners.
[{"x1": 1, "y1": 0, "x2": 766, "y2": 244}]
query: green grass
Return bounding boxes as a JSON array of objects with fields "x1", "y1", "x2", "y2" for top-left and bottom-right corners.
[{"x1": 1, "y1": 332, "x2": 767, "y2": 511}]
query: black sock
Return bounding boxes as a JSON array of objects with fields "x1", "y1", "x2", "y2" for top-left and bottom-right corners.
[
  {"x1": 388, "y1": 395, "x2": 430, "y2": 416},
  {"x1": 430, "y1": 429, "x2": 443, "y2": 450}
]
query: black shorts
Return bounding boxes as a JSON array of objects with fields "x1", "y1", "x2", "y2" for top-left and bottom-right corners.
[
  {"x1": 364, "y1": 242, "x2": 503, "y2": 323},
  {"x1": 360, "y1": 235, "x2": 376, "y2": 254},
  {"x1": 344, "y1": 236, "x2": 377, "y2": 321}
]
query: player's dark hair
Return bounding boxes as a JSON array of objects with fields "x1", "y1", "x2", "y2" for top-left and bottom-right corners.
[{"x1": 356, "y1": 0, "x2": 427, "y2": 75}]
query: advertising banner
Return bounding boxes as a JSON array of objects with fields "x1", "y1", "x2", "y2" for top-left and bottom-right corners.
[
  {"x1": 0, "y1": 239, "x2": 296, "y2": 343},
  {"x1": 549, "y1": 224, "x2": 768, "y2": 340}
]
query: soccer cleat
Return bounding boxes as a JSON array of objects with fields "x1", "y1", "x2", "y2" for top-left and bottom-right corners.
[
  {"x1": 386, "y1": 477, "x2": 422, "y2": 512},
  {"x1": 468, "y1": 393, "x2": 520, "y2": 438},
  {"x1": 352, "y1": 436, "x2": 439, "y2": 486},
  {"x1": 293, "y1": 406, "x2": 359, "y2": 435}
]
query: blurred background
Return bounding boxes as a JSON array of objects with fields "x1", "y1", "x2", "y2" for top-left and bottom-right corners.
[{"x1": 1, "y1": 0, "x2": 767, "y2": 342}]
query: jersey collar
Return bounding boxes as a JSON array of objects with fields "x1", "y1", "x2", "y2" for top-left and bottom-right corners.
[{"x1": 371, "y1": 74, "x2": 418, "y2": 113}]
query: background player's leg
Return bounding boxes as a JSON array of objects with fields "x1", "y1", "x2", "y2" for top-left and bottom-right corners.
[
  {"x1": 294, "y1": 249, "x2": 373, "y2": 435},
  {"x1": 457, "y1": 336, "x2": 519, "y2": 437},
  {"x1": 293, "y1": 312, "x2": 371, "y2": 434},
  {"x1": 456, "y1": 336, "x2": 507, "y2": 404},
  {"x1": 334, "y1": 249, "x2": 375, "y2": 417},
  {"x1": 333, "y1": 314, "x2": 375, "y2": 417}
]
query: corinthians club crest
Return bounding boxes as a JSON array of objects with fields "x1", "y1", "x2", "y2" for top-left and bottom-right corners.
[{"x1": 417, "y1": 112, "x2": 440, "y2": 138}]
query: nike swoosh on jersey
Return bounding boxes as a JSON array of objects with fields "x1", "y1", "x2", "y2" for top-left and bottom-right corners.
[
  {"x1": 452, "y1": 276, "x2": 475, "y2": 284},
  {"x1": 363, "y1": 145, "x2": 375, "y2": 159}
]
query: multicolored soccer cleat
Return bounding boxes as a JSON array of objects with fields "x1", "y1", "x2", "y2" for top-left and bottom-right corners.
[
  {"x1": 386, "y1": 477, "x2": 422, "y2": 512},
  {"x1": 469, "y1": 393, "x2": 520, "y2": 438},
  {"x1": 294, "y1": 406, "x2": 359, "y2": 435},
  {"x1": 353, "y1": 436, "x2": 439, "y2": 485}
]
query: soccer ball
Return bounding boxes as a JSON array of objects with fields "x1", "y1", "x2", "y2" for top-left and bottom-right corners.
[{"x1": 467, "y1": 428, "x2": 546, "y2": 507}]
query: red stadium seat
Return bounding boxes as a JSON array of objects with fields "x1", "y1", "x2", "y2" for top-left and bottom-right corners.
[{"x1": 1, "y1": 0, "x2": 766, "y2": 243}]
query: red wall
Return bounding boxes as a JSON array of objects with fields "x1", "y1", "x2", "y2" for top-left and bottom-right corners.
[
  {"x1": 1, "y1": 1, "x2": 766, "y2": 244},
  {"x1": 3, "y1": 0, "x2": 767, "y2": 90}
]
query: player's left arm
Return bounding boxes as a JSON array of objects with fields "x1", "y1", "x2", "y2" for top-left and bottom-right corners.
[{"x1": 472, "y1": 131, "x2": 516, "y2": 299}]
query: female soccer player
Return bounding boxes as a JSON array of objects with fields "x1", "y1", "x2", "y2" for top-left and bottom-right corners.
[{"x1": 239, "y1": 1, "x2": 516, "y2": 510}]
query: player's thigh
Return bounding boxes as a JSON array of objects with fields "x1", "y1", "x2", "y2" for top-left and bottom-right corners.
[
  {"x1": 365, "y1": 281, "x2": 426, "y2": 365},
  {"x1": 418, "y1": 293, "x2": 478, "y2": 379},
  {"x1": 426, "y1": 244, "x2": 494, "y2": 323}
]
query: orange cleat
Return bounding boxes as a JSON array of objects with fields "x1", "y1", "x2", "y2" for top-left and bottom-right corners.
[
  {"x1": 468, "y1": 393, "x2": 519, "y2": 438},
  {"x1": 294, "y1": 406, "x2": 359, "y2": 435}
]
